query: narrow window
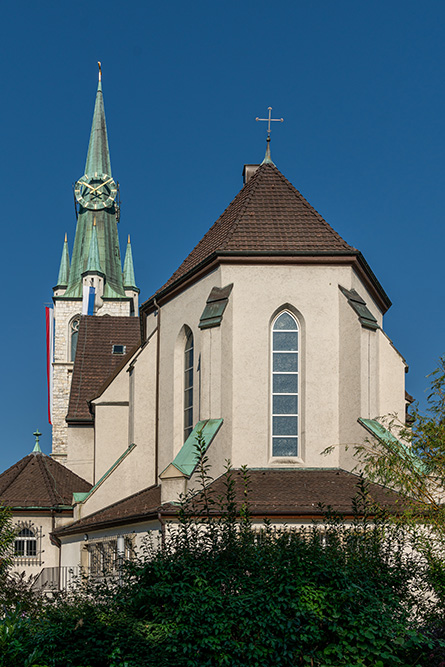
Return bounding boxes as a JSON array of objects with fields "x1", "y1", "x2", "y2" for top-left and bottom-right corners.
[
  {"x1": 14, "y1": 527, "x2": 37, "y2": 558},
  {"x1": 70, "y1": 316, "x2": 80, "y2": 362},
  {"x1": 184, "y1": 329, "x2": 194, "y2": 442},
  {"x1": 272, "y1": 311, "x2": 299, "y2": 456}
]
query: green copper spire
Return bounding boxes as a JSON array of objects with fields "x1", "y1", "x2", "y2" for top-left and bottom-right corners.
[
  {"x1": 261, "y1": 136, "x2": 274, "y2": 165},
  {"x1": 32, "y1": 429, "x2": 42, "y2": 454},
  {"x1": 63, "y1": 65, "x2": 126, "y2": 300},
  {"x1": 85, "y1": 219, "x2": 103, "y2": 274},
  {"x1": 123, "y1": 235, "x2": 138, "y2": 289},
  {"x1": 56, "y1": 233, "x2": 70, "y2": 287},
  {"x1": 85, "y1": 63, "x2": 112, "y2": 176}
]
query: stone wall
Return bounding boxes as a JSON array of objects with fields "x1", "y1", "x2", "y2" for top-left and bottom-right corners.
[{"x1": 51, "y1": 297, "x2": 131, "y2": 463}]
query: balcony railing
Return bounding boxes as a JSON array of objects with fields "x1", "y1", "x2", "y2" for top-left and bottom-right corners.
[{"x1": 31, "y1": 566, "x2": 82, "y2": 591}]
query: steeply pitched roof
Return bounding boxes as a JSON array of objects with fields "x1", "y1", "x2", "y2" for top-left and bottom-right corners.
[
  {"x1": 67, "y1": 315, "x2": 141, "y2": 422},
  {"x1": 63, "y1": 79, "x2": 126, "y2": 300},
  {"x1": 0, "y1": 453, "x2": 91, "y2": 509},
  {"x1": 54, "y1": 469, "x2": 404, "y2": 536},
  {"x1": 123, "y1": 235, "x2": 138, "y2": 290},
  {"x1": 84, "y1": 79, "x2": 112, "y2": 177},
  {"x1": 149, "y1": 163, "x2": 358, "y2": 300}
]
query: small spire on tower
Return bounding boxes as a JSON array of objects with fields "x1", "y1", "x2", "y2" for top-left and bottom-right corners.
[
  {"x1": 32, "y1": 429, "x2": 42, "y2": 454},
  {"x1": 56, "y1": 233, "x2": 70, "y2": 288},
  {"x1": 123, "y1": 234, "x2": 137, "y2": 289}
]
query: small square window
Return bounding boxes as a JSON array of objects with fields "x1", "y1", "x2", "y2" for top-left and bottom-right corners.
[{"x1": 112, "y1": 345, "x2": 126, "y2": 355}]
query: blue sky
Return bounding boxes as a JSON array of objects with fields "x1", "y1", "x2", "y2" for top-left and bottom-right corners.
[{"x1": 0, "y1": 0, "x2": 444, "y2": 470}]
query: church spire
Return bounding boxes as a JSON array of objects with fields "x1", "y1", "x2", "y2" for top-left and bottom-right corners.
[
  {"x1": 84, "y1": 63, "x2": 112, "y2": 177},
  {"x1": 56, "y1": 233, "x2": 70, "y2": 288},
  {"x1": 63, "y1": 66, "x2": 126, "y2": 300},
  {"x1": 123, "y1": 235, "x2": 137, "y2": 289}
]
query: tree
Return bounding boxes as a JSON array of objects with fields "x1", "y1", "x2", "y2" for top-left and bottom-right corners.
[
  {"x1": 355, "y1": 357, "x2": 445, "y2": 530},
  {"x1": 0, "y1": 504, "x2": 15, "y2": 579}
]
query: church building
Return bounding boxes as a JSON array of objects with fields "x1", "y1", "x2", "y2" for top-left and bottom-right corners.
[{"x1": 1, "y1": 69, "x2": 408, "y2": 584}]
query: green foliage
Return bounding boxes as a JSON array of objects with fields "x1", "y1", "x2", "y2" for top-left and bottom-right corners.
[
  {"x1": 0, "y1": 504, "x2": 15, "y2": 578},
  {"x1": 355, "y1": 357, "x2": 445, "y2": 526},
  {"x1": 1, "y1": 451, "x2": 444, "y2": 666}
]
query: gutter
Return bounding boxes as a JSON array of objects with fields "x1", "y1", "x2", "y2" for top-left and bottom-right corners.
[
  {"x1": 153, "y1": 297, "x2": 161, "y2": 484},
  {"x1": 141, "y1": 249, "x2": 391, "y2": 315}
]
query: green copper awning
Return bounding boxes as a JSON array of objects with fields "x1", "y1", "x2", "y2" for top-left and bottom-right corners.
[
  {"x1": 358, "y1": 418, "x2": 426, "y2": 473},
  {"x1": 163, "y1": 419, "x2": 223, "y2": 477}
]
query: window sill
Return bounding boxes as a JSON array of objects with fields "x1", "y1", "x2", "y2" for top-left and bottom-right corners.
[{"x1": 268, "y1": 456, "x2": 304, "y2": 466}]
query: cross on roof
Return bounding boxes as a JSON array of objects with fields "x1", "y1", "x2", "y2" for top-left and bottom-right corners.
[{"x1": 255, "y1": 107, "x2": 284, "y2": 138}]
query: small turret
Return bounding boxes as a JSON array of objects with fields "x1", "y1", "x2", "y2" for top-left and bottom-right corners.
[
  {"x1": 53, "y1": 234, "x2": 70, "y2": 296},
  {"x1": 123, "y1": 234, "x2": 139, "y2": 315},
  {"x1": 32, "y1": 429, "x2": 42, "y2": 454},
  {"x1": 82, "y1": 219, "x2": 105, "y2": 313}
]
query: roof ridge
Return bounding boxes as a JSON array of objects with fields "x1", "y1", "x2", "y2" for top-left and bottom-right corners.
[
  {"x1": 219, "y1": 165, "x2": 265, "y2": 251},
  {"x1": 0, "y1": 456, "x2": 32, "y2": 495},
  {"x1": 38, "y1": 456, "x2": 63, "y2": 505}
]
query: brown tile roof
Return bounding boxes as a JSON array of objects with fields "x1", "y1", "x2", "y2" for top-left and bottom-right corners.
[
  {"x1": 54, "y1": 469, "x2": 404, "y2": 536},
  {"x1": 148, "y1": 163, "x2": 358, "y2": 301},
  {"x1": 54, "y1": 484, "x2": 162, "y2": 535},
  {"x1": 67, "y1": 315, "x2": 141, "y2": 422},
  {"x1": 0, "y1": 453, "x2": 91, "y2": 509},
  {"x1": 199, "y1": 469, "x2": 403, "y2": 515}
]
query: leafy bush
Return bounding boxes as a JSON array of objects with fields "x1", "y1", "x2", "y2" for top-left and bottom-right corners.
[{"x1": 1, "y1": 461, "x2": 443, "y2": 666}]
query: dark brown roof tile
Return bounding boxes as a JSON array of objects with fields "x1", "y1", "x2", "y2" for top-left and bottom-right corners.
[
  {"x1": 54, "y1": 469, "x2": 404, "y2": 535},
  {"x1": 148, "y1": 163, "x2": 357, "y2": 301},
  {"x1": 0, "y1": 453, "x2": 91, "y2": 508},
  {"x1": 67, "y1": 315, "x2": 141, "y2": 422}
]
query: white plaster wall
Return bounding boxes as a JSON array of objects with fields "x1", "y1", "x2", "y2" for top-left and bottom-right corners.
[
  {"x1": 94, "y1": 405, "x2": 129, "y2": 481},
  {"x1": 155, "y1": 269, "x2": 222, "y2": 478},
  {"x1": 11, "y1": 512, "x2": 76, "y2": 578},
  {"x1": 218, "y1": 263, "x2": 351, "y2": 470},
  {"x1": 65, "y1": 425, "x2": 95, "y2": 483},
  {"x1": 75, "y1": 444, "x2": 139, "y2": 517},
  {"x1": 60, "y1": 533, "x2": 85, "y2": 569},
  {"x1": 377, "y1": 329, "x2": 407, "y2": 421},
  {"x1": 60, "y1": 521, "x2": 161, "y2": 569},
  {"x1": 132, "y1": 337, "x2": 157, "y2": 486},
  {"x1": 143, "y1": 260, "x2": 406, "y2": 486}
]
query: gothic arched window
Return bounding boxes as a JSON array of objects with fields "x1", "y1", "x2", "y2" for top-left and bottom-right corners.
[
  {"x1": 14, "y1": 527, "x2": 37, "y2": 558},
  {"x1": 70, "y1": 316, "x2": 80, "y2": 362},
  {"x1": 271, "y1": 311, "x2": 299, "y2": 457},
  {"x1": 184, "y1": 328, "x2": 194, "y2": 442}
]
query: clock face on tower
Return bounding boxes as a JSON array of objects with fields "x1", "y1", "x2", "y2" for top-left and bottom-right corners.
[{"x1": 74, "y1": 173, "x2": 117, "y2": 210}]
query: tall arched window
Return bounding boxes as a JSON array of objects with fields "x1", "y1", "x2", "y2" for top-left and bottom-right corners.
[
  {"x1": 272, "y1": 311, "x2": 299, "y2": 457},
  {"x1": 184, "y1": 328, "x2": 194, "y2": 442},
  {"x1": 70, "y1": 315, "x2": 80, "y2": 362}
]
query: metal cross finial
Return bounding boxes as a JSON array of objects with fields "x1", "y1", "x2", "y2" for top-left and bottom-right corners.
[
  {"x1": 256, "y1": 107, "x2": 284, "y2": 138},
  {"x1": 98, "y1": 61, "x2": 102, "y2": 82}
]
